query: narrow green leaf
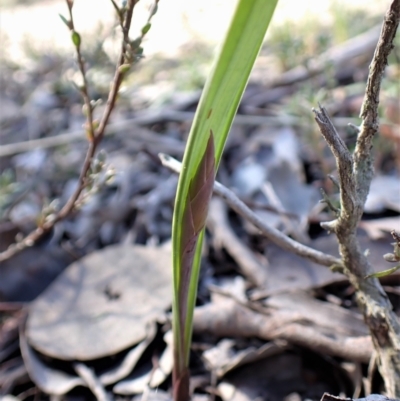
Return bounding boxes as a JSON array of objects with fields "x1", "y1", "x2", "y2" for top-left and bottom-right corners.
[
  {"x1": 366, "y1": 265, "x2": 400, "y2": 279},
  {"x1": 59, "y1": 13, "x2": 71, "y2": 30},
  {"x1": 110, "y1": 0, "x2": 120, "y2": 16},
  {"x1": 171, "y1": 0, "x2": 279, "y2": 396}
]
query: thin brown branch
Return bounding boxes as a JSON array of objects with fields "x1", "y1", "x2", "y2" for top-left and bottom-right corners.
[
  {"x1": 0, "y1": 0, "x2": 162, "y2": 263},
  {"x1": 0, "y1": 0, "x2": 140, "y2": 263},
  {"x1": 159, "y1": 153, "x2": 342, "y2": 270},
  {"x1": 96, "y1": 0, "x2": 137, "y2": 139},
  {"x1": 67, "y1": 4, "x2": 95, "y2": 141}
]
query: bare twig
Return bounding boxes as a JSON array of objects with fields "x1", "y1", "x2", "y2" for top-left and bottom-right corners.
[
  {"x1": 159, "y1": 153, "x2": 342, "y2": 270},
  {"x1": 0, "y1": 0, "x2": 160, "y2": 263},
  {"x1": 313, "y1": 1, "x2": 400, "y2": 396},
  {"x1": 96, "y1": 0, "x2": 135, "y2": 138}
]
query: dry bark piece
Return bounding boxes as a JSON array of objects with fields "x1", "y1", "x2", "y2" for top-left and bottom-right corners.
[{"x1": 27, "y1": 244, "x2": 172, "y2": 360}]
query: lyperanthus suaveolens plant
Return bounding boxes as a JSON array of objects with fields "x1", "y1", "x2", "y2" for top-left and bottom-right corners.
[{"x1": 170, "y1": 1, "x2": 279, "y2": 399}]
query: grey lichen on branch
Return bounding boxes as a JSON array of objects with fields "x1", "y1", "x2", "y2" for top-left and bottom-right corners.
[
  {"x1": 355, "y1": 0, "x2": 400, "y2": 205},
  {"x1": 312, "y1": 0, "x2": 400, "y2": 396},
  {"x1": 313, "y1": 105, "x2": 360, "y2": 235}
]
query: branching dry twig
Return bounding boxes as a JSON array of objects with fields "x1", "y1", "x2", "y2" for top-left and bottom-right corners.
[
  {"x1": 0, "y1": 0, "x2": 159, "y2": 263},
  {"x1": 193, "y1": 293, "x2": 373, "y2": 363},
  {"x1": 313, "y1": 1, "x2": 400, "y2": 396},
  {"x1": 159, "y1": 153, "x2": 342, "y2": 270}
]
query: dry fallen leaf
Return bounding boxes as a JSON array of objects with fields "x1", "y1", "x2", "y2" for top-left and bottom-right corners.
[{"x1": 27, "y1": 244, "x2": 172, "y2": 360}]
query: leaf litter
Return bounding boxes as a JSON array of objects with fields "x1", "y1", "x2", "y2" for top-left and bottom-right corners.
[{"x1": 0, "y1": 3, "x2": 399, "y2": 399}]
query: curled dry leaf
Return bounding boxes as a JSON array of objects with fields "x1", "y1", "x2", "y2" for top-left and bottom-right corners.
[
  {"x1": 20, "y1": 319, "x2": 85, "y2": 395},
  {"x1": 20, "y1": 315, "x2": 158, "y2": 395}
]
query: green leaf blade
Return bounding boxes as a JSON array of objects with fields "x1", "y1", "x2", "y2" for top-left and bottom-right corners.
[{"x1": 171, "y1": 0, "x2": 279, "y2": 396}]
